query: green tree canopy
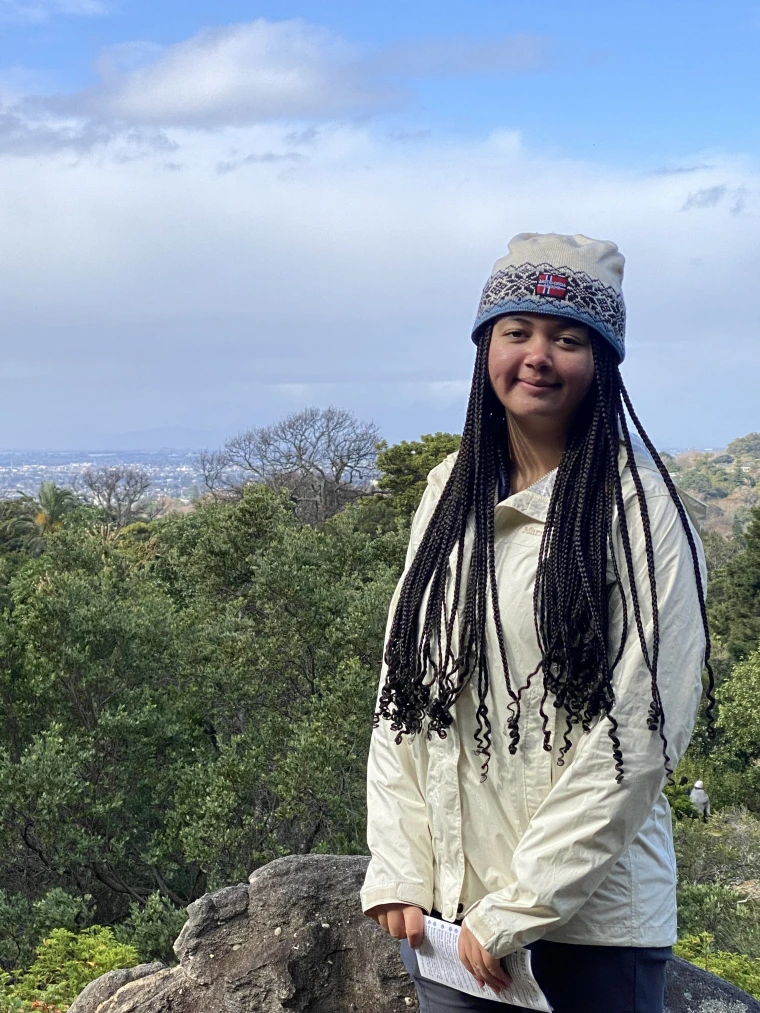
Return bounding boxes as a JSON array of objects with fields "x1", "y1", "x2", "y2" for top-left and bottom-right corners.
[
  {"x1": 716, "y1": 646, "x2": 760, "y2": 761},
  {"x1": 0, "y1": 483, "x2": 79, "y2": 557},
  {"x1": 0, "y1": 483, "x2": 407, "y2": 958},
  {"x1": 709, "y1": 507, "x2": 760, "y2": 662},
  {"x1": 727, "y1": 433, "x2": 760, "y2": 458},
  {"x1": 375, "y1": 432, "x2": 461, "y2": 517}
]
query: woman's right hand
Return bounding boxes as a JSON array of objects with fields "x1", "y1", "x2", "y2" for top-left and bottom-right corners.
[{"x1": 366, "y1": 903, "x2": 425, "y2": 948}]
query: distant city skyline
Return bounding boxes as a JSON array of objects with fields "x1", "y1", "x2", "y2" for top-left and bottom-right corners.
[
  {"x1": 0, "y1": 448, "x2": 201, "y2": 500},
  {"x1": 0, "y1": 0, "x2": 757, "y2": 450},
  {"x1": 0, "y1": 434, "x2": 745, "y2": 506}
]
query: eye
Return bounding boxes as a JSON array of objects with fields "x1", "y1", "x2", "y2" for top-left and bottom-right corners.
[{"x1": 557, "y1": 334, "x2": 584, "y2": 347}]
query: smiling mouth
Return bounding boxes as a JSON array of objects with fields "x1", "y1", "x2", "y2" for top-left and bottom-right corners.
[{"x1": 516, "y1": 379, "x2": 560, "y2": 389}]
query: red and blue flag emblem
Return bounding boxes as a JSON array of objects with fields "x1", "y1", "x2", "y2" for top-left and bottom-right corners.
[{"x1": 535, "y1": 273, "x2": 568, "y2": 299}]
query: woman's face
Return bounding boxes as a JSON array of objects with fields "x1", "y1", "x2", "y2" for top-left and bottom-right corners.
[{"x1": 488, "y1": 312, "x2": 596, "y2": 432}]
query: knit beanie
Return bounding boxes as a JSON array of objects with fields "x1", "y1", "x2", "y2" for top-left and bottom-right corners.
[{"x1": 472, "y1": 232, "x2": 627, "y2": 361}]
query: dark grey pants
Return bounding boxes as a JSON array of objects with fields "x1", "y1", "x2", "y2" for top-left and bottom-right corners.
[{"x1": 401, "y1": 937, "x2": 672, "y2": 1013}]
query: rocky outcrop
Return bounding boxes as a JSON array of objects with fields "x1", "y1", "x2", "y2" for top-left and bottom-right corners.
[
  {"x1": 665, "y1": 957, "x2": 760, "y2": 1013},
  {"x1": 69, "y1": 854, "x2": 760, "y2": 1013}
]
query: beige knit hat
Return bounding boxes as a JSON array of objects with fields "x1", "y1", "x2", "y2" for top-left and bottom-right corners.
[{"x1": 472, "y1": 232, "x2": 627, "y2": 360}]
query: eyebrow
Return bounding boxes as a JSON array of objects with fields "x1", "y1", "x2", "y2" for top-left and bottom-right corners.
[{"x1": 500, "y1": 315, "x2": 586, "y2": 331}]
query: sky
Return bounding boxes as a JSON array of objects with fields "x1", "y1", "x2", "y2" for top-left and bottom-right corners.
[{"x1": 0, "y1": 1, "x2": 758, "y2": 450}]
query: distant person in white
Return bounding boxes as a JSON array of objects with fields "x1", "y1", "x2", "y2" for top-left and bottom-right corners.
[{"x1": 690, "y1": 780, "x2": 711, "y2": 820}]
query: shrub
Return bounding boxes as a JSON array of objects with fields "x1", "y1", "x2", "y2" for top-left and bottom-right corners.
[
  {"x1": 663, "y1": 777, "x2": 700, "y2": 821},
  {"x1": 671, "y1": 750, "x2": 760, "y2": 815},
  {"x1": 114, "y1": 893, "x2": 186, "y2": 963},
  {"x1": 675, "y1": 933, "x2": 760, "y2": 999},
  {"x1": 673, "y1": 807, "x2": 760, "y2": 885},
  {"x1": 0, "y1": 891, "x2": 93, "y2": 973},
  {"x1": 677, "y1": 882, "x2": 760, "y2": 956},
  {"x1": 718, "y1": 648, "x2": 760, "y2": 759},
  {"x1": 0, "y1": 927, "x2": 138, "y2": 1012}
]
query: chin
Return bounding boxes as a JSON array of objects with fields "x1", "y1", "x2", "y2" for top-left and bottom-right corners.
[{"x1": 503, "y1": 398, "x2": 562, "y2": 418}]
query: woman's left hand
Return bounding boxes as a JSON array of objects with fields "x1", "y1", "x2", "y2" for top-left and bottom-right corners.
[{"x1": 457, "y1": 922, "x2": 512, "y2": 994}]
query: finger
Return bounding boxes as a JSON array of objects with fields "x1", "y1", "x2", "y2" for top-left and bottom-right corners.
[
  {"x1": 478, "y1": 966, "x2": 508, "y2": 994},
  {"x1": 472, "y1": 954, "x2": 509, "y2": 994},
  {"x1": 462, "y1": 944, "x2": 505, "y2": 993},
  {"x1": 483, "y1": 954, "x2": 512, "y2": 986},
  {"x1": 460, "y1": 953, "x2": 483, "y2": 987},
  {"x1": 377, "y1": 912, "x2": 388, "y2": 932},
  {"x1": 459, "y1": 937, "x2": 485, "y2": 987},
  {"x1": 404, "y1": 907, "x2": 425, "y2": 949},
  {"x1": 386, "y1": 909, "x2": 407, "y2": 939},
  {"x1": 464, "y1": 951, "x2": 488, "y2": 988}
]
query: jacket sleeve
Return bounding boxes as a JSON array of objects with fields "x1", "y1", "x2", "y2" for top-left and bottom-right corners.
[
  {"x1": 360, "y1": 478, "x2": 444, "y2": 915},
  {"x1": 465, "y1": 486, "x2": 707, "y2": 957}
]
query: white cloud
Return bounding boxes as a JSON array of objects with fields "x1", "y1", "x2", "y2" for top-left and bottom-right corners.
[
  {"x1": 8, "y1": 20, "x2": 551, "y2": 131},
  {"x1": 376, "y1": 33, "x2": 549, "y2": 76},
  {"x1": 0, "y1": 106, "x2": 175, "y2": 156},
  {"x1": 0, "y1": 116, "x2": 756, "y2": 448},
  {"x1": 0, "y1": 0, "x2": 106, "y2": 23},
  {"x1": 80, "y1": 19, "x2": 397, "y2": 126}
]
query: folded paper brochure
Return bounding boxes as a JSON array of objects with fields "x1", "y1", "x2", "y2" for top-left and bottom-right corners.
[{"x1": 415, "y1": 915, "x2": 552, "y2": 1011}]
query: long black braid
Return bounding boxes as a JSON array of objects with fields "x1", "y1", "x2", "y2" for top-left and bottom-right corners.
[{"x1": 376, "y1": 326, "x2": 715, "y2": 782}]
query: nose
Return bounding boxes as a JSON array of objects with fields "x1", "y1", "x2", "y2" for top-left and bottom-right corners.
[{"x1": 522, "y1": 334, "x2": 553, "y2": 368}]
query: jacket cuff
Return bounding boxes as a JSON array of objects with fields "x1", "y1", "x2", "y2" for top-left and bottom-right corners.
[
  {"x1": 463, "y1": 904, "x2": 506, "y2": 955},
  {"x1": 360, "y1": 881, "x2": 433, "y2": 914},
  {"x1": 464, "y1": 898, "x2": 555, "y2": 959}
]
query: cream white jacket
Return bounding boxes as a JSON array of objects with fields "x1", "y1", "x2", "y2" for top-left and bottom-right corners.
[{"x1": 360, "y1": 441, "x2": 706, "y2": 958}]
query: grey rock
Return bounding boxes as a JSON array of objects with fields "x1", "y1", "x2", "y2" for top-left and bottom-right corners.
[
  {"x1": 69, "y1": 856, "x2": 414, "y2": 1013},
  {"x1": 68, "y1": 962, "x2": 166, "y2": 1013},
  {"x1": 69, "y1": 855, "x2": 760, "y2": 1013},
  {"x1": 665, "y1": 957, "x2": 760, "y2": 1012}
]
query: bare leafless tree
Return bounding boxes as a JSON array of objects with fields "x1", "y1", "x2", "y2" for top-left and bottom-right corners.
[
  {"x1": 197, "y1": 407, "x2": 381, "y2": 522},
  {"x1": 80, "y1": 466, "x2": 153, "y2": 527},
  {"x1": 197, "y1": 449, "x2": 234, "y2": 498}
]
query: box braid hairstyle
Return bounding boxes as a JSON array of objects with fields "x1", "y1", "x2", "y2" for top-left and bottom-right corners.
[{"x1": 376, "y1": 324, "x2": 714, "y2": 783}]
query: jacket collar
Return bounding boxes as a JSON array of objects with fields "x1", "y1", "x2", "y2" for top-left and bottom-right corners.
[
  {"x1": 495, "y1": 433, "x2": 658, "y2": 525},
  {"x1": 497, "y1": 471, "x2": 557, "y2": 523}
]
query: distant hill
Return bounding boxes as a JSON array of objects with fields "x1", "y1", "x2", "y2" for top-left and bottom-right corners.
[
  {"x1": 663, "y1": 432, "x2": 760, "y2": 537},
  {"x1": 95, "y1": 426, "x2": 219, "y2": 451}
]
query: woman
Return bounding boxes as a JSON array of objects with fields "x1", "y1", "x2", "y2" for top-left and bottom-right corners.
[{"x1": 360, "y1": 233, "x2": 712, "y2": 1013}]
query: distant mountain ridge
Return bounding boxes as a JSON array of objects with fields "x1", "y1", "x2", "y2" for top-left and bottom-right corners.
[{"x1": 664, "y1": 431, "x2": 760, "y2": 537}]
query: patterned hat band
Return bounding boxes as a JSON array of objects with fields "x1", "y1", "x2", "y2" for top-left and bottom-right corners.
[{"x1": 472, "y1": 261, "x2": 626, "y2": 361}]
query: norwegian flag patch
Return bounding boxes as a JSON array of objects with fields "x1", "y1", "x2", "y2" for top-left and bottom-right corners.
[{"x1": 535, "y1": 273, "x2": 568, "y2": 299}]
